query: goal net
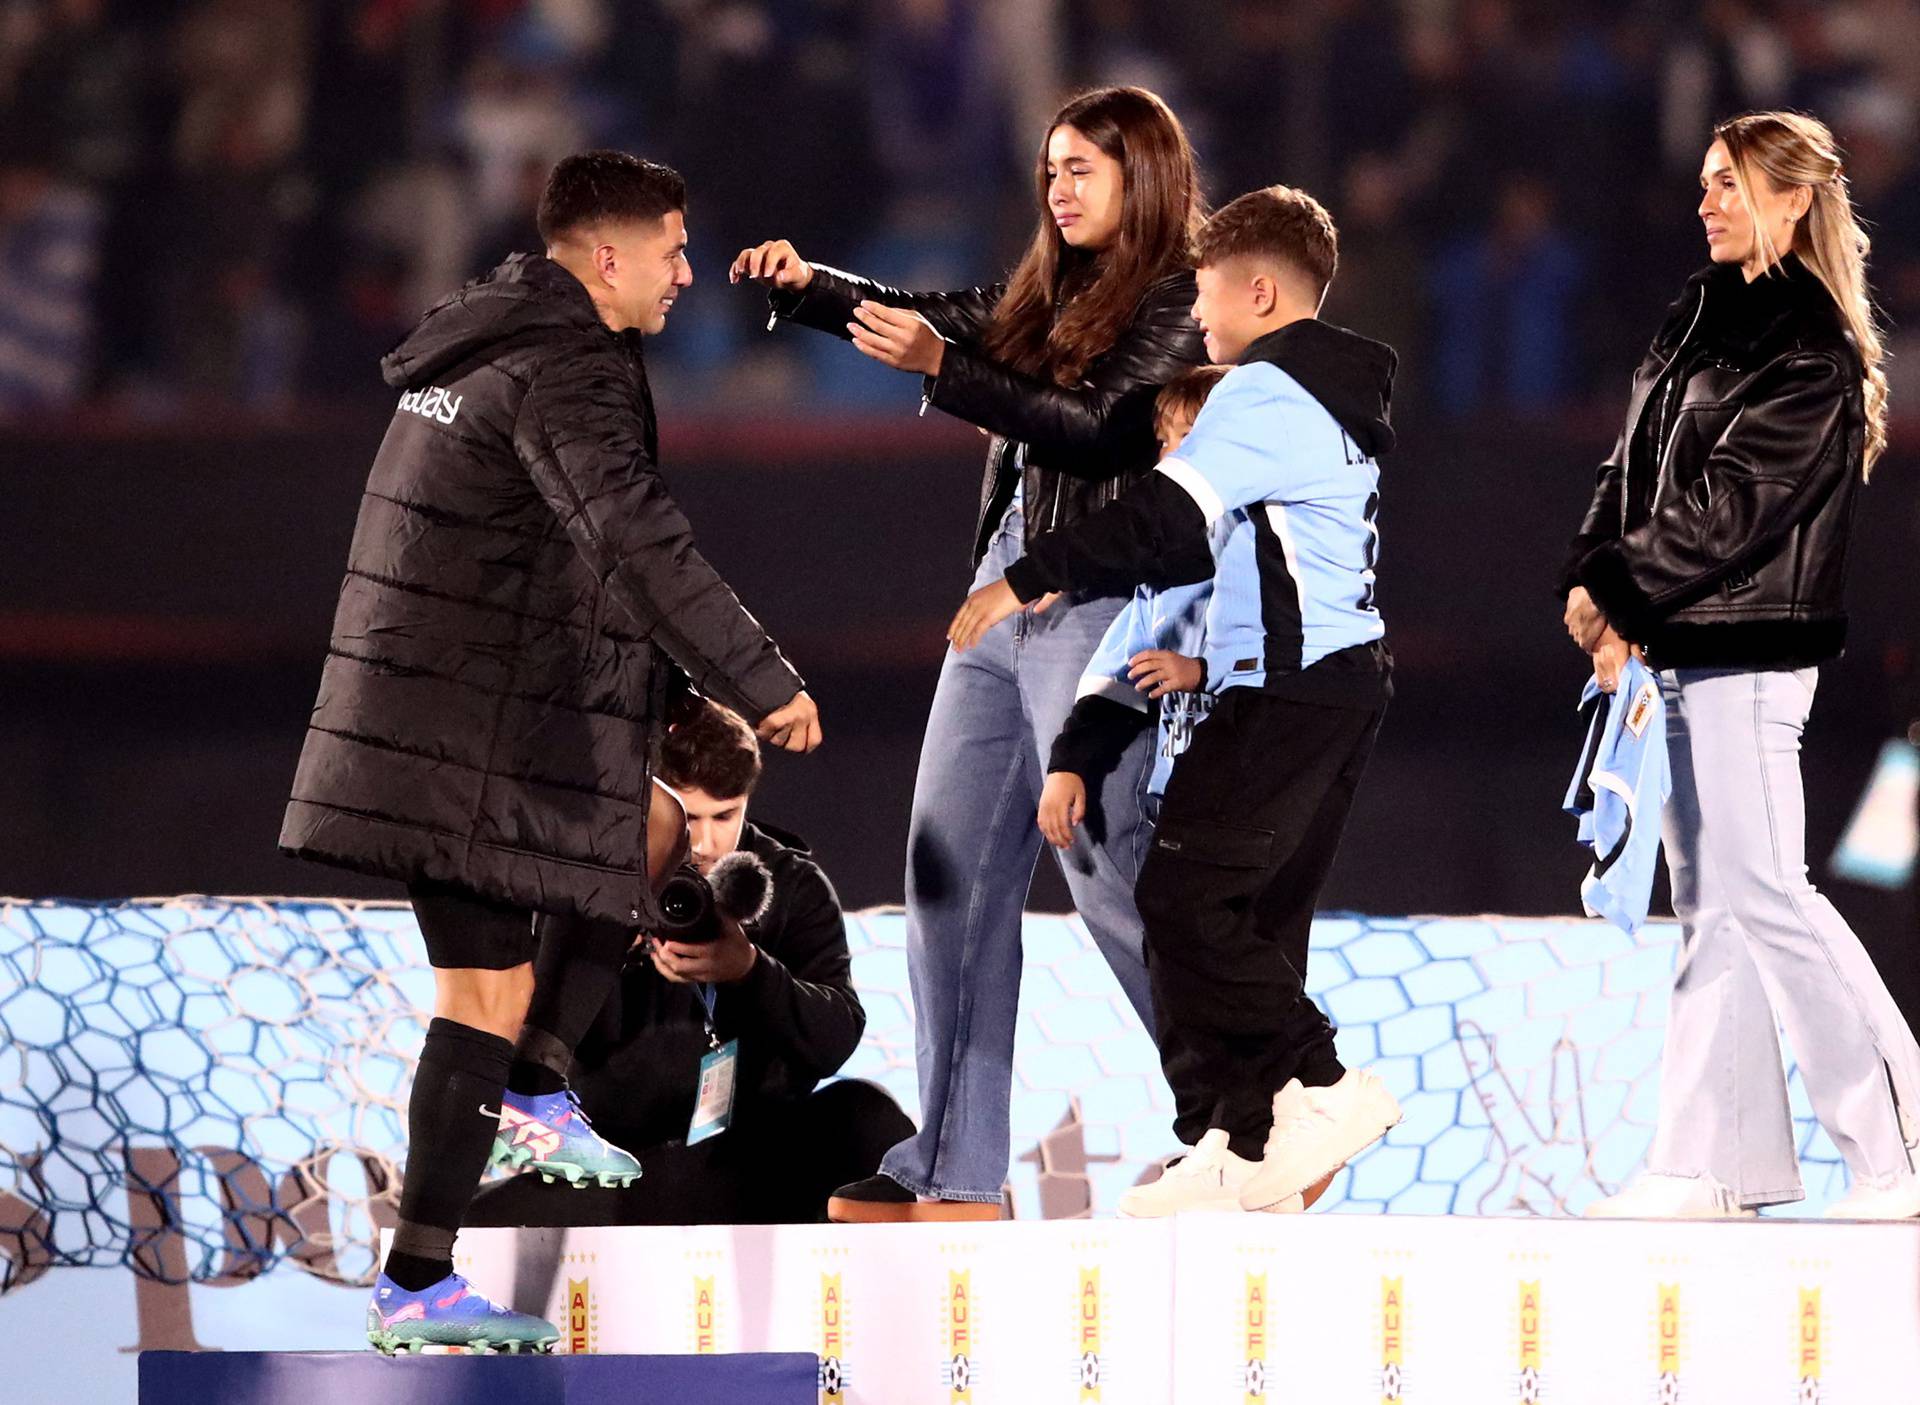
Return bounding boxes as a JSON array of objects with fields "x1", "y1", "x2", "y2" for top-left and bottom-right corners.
[{"x1": 0, "y1": 898, "x2": 1846, "y2": 1291}]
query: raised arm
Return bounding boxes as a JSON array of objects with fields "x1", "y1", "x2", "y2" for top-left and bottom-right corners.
[
  {"x1": 927, "y1": 271, "x2": 1203, "y2": 478},
  {"x1": 737, "y1": 238, "x2": 1002, "y2": 344},
  {"x1": 514, "y1": 347, "x2": 806, "y2": 727}
]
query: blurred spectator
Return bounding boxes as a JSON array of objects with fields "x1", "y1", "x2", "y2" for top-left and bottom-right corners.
[
  {"x1": 1430, "y1": 174, "x2": 1587, "y2": 421},
  {"x1": 6, "y1": 0, "x2": 144, "y2": 187},
  {"x1": 456, "y1": 53, "x2": 587, "y2": 235},
  {"x1": 1, "y1": 0, "x2": 149, "y2": 399},
  {"x1": 1319, "y1": 152, "x2": 1425, "y2": 415},
  {"x1": 0, "y1": 138, "x2": 102, "y2": 411},
  {"x1": 0, "y1": 0, "x2": 1917, "y2": 421},
  {"x1": 150, "y1": 0, "x2": 310, "y2": 404}
]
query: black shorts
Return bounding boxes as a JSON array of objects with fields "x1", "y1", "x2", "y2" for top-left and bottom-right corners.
[{"x1": 407, "y1": 879, "x2": 540, "y2": 970}]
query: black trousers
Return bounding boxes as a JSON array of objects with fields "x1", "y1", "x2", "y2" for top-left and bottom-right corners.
[
  {"x1": 1135, "y1": 687, "x2": 1384, "y2": 1152},
  {"x1": 463, "y1": 1079, "x2": 915, "y2": 1226}
]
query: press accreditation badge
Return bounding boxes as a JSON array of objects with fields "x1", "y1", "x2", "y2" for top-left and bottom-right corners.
[{"x1": 688, "y1": 1039, "x2": 739, "y2": 1144}]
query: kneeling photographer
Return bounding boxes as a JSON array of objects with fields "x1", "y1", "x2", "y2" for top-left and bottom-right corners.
[{"x1": 467, "y1": 698, "x2": 912, "y2": 1226}]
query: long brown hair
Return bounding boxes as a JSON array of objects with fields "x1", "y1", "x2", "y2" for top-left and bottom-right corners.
[
  {"x1": 1714, "y1": 111, "x2": 1890, "y2": 477},
  {"x1": 981, "y1": 87, "x2": 1205, "y2": 387}
]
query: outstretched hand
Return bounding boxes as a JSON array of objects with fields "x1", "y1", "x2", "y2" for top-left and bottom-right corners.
[
  {"x1": 849, "y1": 301, "x2": 946, "y2": 376},
  {"x1": 730, "y1": 239, "x2": 813, "y2": 291},
  {"x1": 948, "y1": 580, "x2": 1059, "y2": 652}
]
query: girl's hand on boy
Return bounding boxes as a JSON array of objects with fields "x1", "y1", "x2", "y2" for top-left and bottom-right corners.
[
  {"x1": 1129, "y1": 649, "x2": 1203, "y2": 698},
  {"x1": 1038, "y1": 772, "x2": 1087, "y2": 850},
  {"x1": 948, "y1": 580, "x2": 1057, "y2": 652}
]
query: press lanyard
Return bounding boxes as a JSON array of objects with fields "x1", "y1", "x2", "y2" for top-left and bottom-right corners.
[{"x1": 697, "y1": 982, "x2": 720, "y2": 1050}]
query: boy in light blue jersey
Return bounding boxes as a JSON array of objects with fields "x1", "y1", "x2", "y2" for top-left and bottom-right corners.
[
  {"x1": 1040, "y1": 366, "x2": 1230, "y2": 850},
  {"x1": 950, "y1": 186, "x2": 1404, "y2": 1217}
]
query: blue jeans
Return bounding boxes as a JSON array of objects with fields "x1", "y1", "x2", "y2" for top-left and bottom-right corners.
[
  {"x1": 879, "y1": 505, "x2": 1157, "y2": 1201},
  {"x1": 1651, "y1": 667, "x2": 1920, "y2": 1203}
]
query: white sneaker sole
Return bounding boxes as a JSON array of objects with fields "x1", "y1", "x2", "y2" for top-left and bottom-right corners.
[{"x1": 1239, "y1": 1108, "x2": 1401, "y2": 1212}]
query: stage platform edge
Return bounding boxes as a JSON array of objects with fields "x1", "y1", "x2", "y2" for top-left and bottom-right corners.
[
  {"x1": 425, "y1": 1214, "x2": 1920, "y2": 1405},
  {"x1": 136, "y1": 1349, "x2": 819, "y2": 1404}
]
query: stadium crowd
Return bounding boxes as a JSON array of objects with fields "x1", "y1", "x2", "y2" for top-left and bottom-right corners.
[{"x1": 5, "y1": 0, "x2": 1920, "y2": 421}]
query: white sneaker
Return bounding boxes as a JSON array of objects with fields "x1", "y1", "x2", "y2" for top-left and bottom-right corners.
[
  {"x1": 1822, "y1": 1174, "x2": 1920, "y2": 1220},
  {"x1": 1583, "y1": 1172, "x2": 1754, "y2": 1219},
  {"x1": 1118, "y1": 1129, "x2": 1274, "y2": 1218},
  {"x1": 1238, "y1": 1070, "x2": 1402, "y2": 1212}
]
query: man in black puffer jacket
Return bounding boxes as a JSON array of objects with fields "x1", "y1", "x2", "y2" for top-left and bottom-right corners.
[{"x1": 280, "y1": 152, "x2": 819, "y2": 1353}]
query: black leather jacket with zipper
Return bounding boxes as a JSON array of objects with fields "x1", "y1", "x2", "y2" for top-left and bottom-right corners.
[
  {"x1": 770, "y1": 265, "x2": 1205, "y2": 565},
  {"x1": 1564, "y1": 253, "x2": 1866, "y2": 669}
]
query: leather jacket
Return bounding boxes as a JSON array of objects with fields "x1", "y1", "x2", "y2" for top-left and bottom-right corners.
[
  {"x1": 771, "y1": 265, "x2": 1205, "y2": 565},
  {"x1": 1566, "y1": 253, "x2": 1866, "y2": 669}
]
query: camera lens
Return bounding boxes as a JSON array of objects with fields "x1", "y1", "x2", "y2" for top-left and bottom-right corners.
[{"x1": 660, "y1": 880, "x2": 702, "y2": 923}]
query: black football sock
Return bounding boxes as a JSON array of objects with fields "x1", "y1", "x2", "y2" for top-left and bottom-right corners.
[
  {"x1": 508, "y1": 914, "x2": 635, "y2": 1097},
  {"x1": 386, "y1": 1017, "x2": 513, "y2": 1289}
]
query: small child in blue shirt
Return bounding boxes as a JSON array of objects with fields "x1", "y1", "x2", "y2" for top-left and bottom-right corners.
[{"x1": 1039, "y1": 365, "x2": 1229, "y2": 850}]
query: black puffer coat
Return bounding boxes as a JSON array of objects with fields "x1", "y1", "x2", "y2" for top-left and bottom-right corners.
[
  {"x1": 281, "y1": 255, "x2": 804, "y2": 924},
  {"x1": 1566, "y1": 253, "x2": 1866, "y2": 668},
  {"x1": 771, "y1": 265, "x2": 1205, "y2": 564}
]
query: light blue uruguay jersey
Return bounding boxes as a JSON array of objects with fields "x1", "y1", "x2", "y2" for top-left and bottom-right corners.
[
  {"x1": 1562, "y1": 656, "x2": 1671, "y2": 935},
  {"x1": 1074, "y1": 518, "x2": 1236, "y2": 797},
  {"x1": 1152, "y1": 360, "x2": 1385, "y2": 693}
]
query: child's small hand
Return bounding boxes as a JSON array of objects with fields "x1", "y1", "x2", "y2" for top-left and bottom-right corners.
[
  {"x1": 1128, "y1": 649, "x2": 1204, "y2": 699},
  {"x1": 1038, "y1": 772, "x2": 1087, "y2": 850}
]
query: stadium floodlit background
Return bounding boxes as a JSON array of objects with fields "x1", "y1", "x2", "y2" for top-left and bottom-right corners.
[{"x1": 3, "y1": 4, "x2": 1918, "y2": 1035}]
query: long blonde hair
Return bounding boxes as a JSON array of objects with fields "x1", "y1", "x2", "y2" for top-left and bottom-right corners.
[{"x1": 1714, "y1": 111, "x2": 1889, "y2": 477}]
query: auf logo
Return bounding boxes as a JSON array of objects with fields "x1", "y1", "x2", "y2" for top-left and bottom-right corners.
[{"x1": 398, "y1": 386, "x2": 463, "y2": 425}]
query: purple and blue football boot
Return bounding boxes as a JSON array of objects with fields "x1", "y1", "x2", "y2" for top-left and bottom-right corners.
[
  {"x1": 488, "y1": 1087, "x2": 644, "y2": 1189},
  {"x1": 366, "y1": 1271, "x2": 559, "y2": 1355}
]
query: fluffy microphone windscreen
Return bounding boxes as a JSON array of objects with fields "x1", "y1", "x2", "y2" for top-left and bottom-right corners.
[{"x1": 709, "y1": 850, "x2": 774, "y2": 925}]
